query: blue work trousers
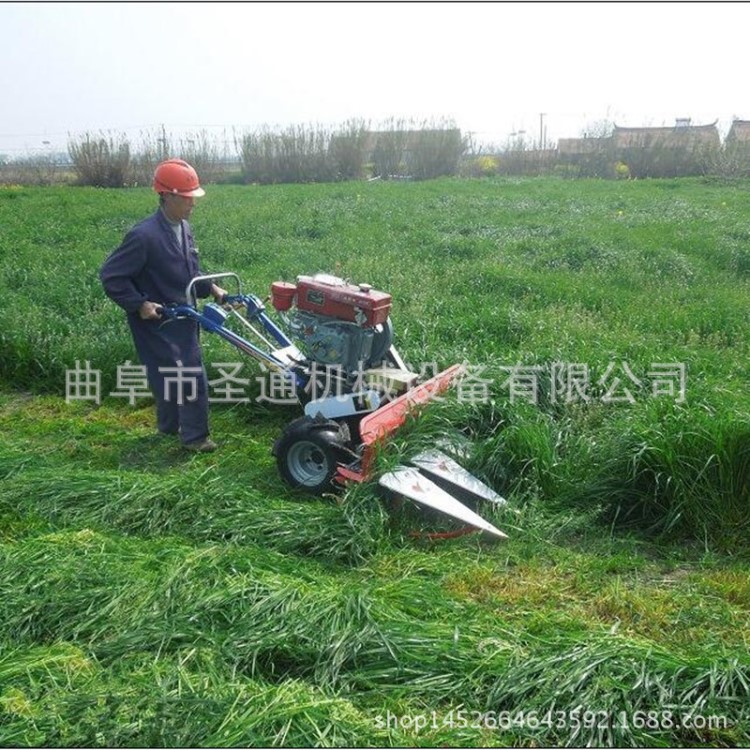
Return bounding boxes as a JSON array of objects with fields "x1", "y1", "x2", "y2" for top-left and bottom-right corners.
[{"x1": 128, "y1": 315, "x2": 209, "y2": 445}]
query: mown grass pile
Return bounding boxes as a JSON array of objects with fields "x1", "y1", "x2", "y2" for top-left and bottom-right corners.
[{"x1": 1, "y1": 178, "x2": 749, "y2": 746}]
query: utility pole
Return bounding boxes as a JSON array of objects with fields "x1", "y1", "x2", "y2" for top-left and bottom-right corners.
[{"x1": 540, "y1": 113, "x2": 546, "y2": 150}]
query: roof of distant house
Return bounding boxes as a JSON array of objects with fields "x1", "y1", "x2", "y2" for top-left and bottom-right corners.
[
  {"x1": 612, "y1": 121, "x2": 720, "y2": 148},
  {"x1": 726, "y1": 120, "x2": 750, "y2": 143}
]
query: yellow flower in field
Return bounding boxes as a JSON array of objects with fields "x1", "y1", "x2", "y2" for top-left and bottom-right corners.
[{"x1": 476, "y1": 156, "x2": 499, "y2": 176}]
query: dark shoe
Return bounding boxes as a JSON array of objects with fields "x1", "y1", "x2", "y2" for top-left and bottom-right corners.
[{"x1": 183, "y1": 438, "x2": 218, "y2": 453}]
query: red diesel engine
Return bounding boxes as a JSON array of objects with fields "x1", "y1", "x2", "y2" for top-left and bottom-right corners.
[
  {"x1": 271, "y1": 274, "x2": 391, "y2": 326},
  {"x1": 270, "y1": 274, "x2": 393, "y2": 374}
]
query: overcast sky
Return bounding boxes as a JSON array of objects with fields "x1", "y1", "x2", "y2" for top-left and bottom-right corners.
[{"x1": 1, "y1": 2, "x2": 748, "y2": 156}]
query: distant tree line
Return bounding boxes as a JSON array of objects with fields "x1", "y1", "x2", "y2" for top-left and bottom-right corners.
[
  {"x1": 0, "y1": 119, "x2": 468, "y2": 187},
  {"x1": 3, "y1": 117, "x2": 750, "y2": 187}
]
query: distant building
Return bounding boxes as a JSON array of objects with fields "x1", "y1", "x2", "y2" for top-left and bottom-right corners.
[
  {"x1": 723, "y1": 119, "x2": 750, "y2": 175},
  {"x1": 612, "y1": 120, "x2": 720, "y2": 177},
  {"x1": 725, "y1": 119, "x2": 750, "y2": 146},
  {"x1": 555, "y1": 120, "x2": 720, "y2": 178},
  {"x1": 557, "y1": 137, "x2": 604, "y2": 157},
  {"x1": 556, "y1": 135, "x2": 613, "y2": 177},
  {"x1": 611, "y1": 120, "x2": 720, "y2": 151}
]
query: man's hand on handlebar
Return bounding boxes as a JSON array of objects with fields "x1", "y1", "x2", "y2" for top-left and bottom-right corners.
[
  {"x1": 211, "y1": 283, "x2": 229, "y2": 304},
  {"x1": 138, "y1": 300, "x2": 163, "y2": 320}
]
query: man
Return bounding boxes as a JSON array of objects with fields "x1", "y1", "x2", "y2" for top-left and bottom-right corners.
[{"x1": 100, "y1": 158, "x2": 226, "y2": 452}]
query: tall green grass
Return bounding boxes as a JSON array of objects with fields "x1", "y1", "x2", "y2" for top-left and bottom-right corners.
[
  {"x1": 2, "y1": 177, "x2": 750, "y2": 538},
  {"x1": 2, "y1": 178, "x2": 750, "y2": 746}
]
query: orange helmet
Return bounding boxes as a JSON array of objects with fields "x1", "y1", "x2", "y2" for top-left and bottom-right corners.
[{"x1": 153, "y1": 159, "x2": 205, "y2": 197}]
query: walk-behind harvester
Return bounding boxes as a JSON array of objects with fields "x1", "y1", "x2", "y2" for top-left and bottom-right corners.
[{"x1": 160, "y1": 272, "x2": 509, "y2": 540}]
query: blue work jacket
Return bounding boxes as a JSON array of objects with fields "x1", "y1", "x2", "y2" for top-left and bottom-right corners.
[{"x1": 100, "y1": 209, "x2": 212, "y2": 314}]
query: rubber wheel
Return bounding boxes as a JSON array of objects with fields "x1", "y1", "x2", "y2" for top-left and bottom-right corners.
[{"x1": 273, "y1": 416, "x2": 350, "y2": 495}]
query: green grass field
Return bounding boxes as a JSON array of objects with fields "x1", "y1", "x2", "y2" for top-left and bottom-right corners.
[{"x1": 1, "y1": 177, "x2": 749, "y2": 747}]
